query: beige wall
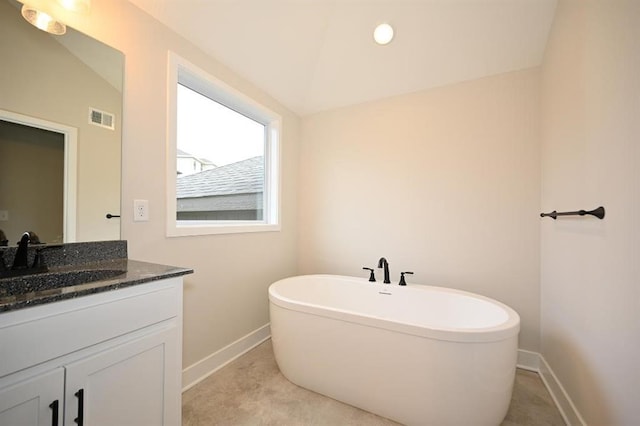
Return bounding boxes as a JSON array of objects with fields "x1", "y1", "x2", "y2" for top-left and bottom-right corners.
[
  {"x1": 299, "y1": 69, "x2": 541, "y2": 351},
  {"x1": 0, "y1": 0, "x2": 121, "y2": 242},
  {"x1": 540, "y1": 0, "x2": 640, "y2": 423},
  {"x1": 47, "y1": 0, "x2": 300, "y2": 368}
]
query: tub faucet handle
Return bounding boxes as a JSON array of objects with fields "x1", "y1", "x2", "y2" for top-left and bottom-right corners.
[
  {"x1": 362, "y1": 267, "x2": 376, "y2": 282},
  {"x1": 399, "y1": 271, "x2": 413, "y2": 286}
]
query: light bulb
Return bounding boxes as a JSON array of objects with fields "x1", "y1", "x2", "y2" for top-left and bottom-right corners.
[
  {"x1": 35, "y1": 10, "x2": 53, "y2": 30},
  {"x1": 374, "y1": 23, "x2": 394, "y2": 45},
  {"x1": 57, "y1": 0, "x2": 91, "y2": 13}
]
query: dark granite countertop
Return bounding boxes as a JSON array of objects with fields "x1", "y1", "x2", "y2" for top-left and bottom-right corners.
[
  {"x1": 0, "y1": 259, "x2": 192, "y2": 313},
  {"x1": 0, "y1": 241, "x2": 193, "y2": 313}
]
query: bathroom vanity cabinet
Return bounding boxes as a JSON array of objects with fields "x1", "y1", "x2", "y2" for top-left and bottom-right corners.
[{"x1": 0, "y1": 276, "x2": 184, "y2": 426}]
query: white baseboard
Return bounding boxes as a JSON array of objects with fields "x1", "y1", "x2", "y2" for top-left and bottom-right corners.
[
  {"x1": 538, "y1": 355, "x2": 587, "y2": 426},
  {"x1": 182, "y1": 323, "x2": 271, "y2": 392},
  {"x1": 517, "y1": 349, "x2": 541, "y2": 371},
  {"x1": 517, "y1": 349, "x2": 585, "y2": 426}
]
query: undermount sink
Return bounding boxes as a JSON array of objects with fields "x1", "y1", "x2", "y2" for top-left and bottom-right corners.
[{"x1": 0, "y1": 268, "x2": 127, "y2": 297}]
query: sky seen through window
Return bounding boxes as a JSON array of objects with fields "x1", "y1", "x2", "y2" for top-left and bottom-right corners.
[{"x1": 177, "y1": 84, "x2": 264, "y2": 167}]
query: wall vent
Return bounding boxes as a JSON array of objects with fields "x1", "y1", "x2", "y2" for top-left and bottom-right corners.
[{"x1": 88, "y1": 107, "x2": 115, "y2": 130}]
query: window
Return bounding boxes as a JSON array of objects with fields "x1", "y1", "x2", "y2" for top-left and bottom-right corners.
[{"x1": 167, "y1": 53, "x2": 281, "y2": 236}]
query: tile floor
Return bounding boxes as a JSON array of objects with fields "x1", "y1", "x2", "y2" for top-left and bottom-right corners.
[{"x1": 183, "y1": 340, "x2": 565, "y2": 425}]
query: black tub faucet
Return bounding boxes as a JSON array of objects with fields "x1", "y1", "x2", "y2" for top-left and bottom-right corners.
[
  {"x1": 378, "y1": 257, "x2": 391, "y2": 284},
  {"x1": 12, "y1": 232, "x2": 30, "y2": 270}
]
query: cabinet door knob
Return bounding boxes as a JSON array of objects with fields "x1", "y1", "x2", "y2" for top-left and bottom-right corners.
[
  {"x1": 49, "y1": 400, "x2": 59, "y2": 426},
  {"x1": 74, "y1": 389, "x2": 84, "y2": 425}
]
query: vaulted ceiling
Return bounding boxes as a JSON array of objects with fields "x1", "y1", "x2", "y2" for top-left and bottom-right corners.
[{"x1": 126, "y1": 0, "x2": 557, "y2": 116}]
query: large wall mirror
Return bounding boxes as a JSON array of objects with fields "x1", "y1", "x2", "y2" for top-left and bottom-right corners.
[{"x1": 0, "y1": 0, "x2": 123, "y2": 246}]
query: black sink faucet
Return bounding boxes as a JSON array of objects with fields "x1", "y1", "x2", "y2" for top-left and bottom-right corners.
[
  {"x1": 12, "y1": 232, "x2": 31, "y2": 270},
  {"x1": 378, "y1": 257, "x2": 391, "y2": 284}
]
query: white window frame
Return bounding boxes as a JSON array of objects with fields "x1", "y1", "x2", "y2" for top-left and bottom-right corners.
[{"x1": 166, "y1": 52, "x2": 281, "y2": 236}]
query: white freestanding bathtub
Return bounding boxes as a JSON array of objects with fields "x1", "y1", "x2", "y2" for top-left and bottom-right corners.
[{"x1": 269, "y1": 274, "x2": 520, "y2": 426}]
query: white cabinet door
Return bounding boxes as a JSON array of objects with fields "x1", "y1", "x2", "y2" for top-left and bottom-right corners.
[
  {"x1": 0, "y1": 368, "x2": 64, "y2": 426},
  {"x1": 63, "y1": 327, "x2": 178, "y2": 426}
]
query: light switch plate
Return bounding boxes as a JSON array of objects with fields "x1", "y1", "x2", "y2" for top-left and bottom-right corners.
[{"x1": 0, "y1": 210, "x2": 8, "y2": 221}]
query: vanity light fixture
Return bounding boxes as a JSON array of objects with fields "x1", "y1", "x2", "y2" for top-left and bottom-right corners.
[
  {"x1": 19, "y1": 0, "x2": 90, "y2": 36},
  {"x1": 373, "y1": 23, "x2": 394, "y2": 45},
  {"x1": 21, "y1": 4, "x2": 66, "y2": 35}
]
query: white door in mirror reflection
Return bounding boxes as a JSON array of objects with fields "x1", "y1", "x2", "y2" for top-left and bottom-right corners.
[{"x1": 0, "y1": 111, "x2": 77, "y2": 244}]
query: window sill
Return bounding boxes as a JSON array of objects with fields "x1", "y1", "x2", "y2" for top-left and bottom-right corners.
[{"x1": 167, "y1": 222, "x2": 280, "y2": 237}]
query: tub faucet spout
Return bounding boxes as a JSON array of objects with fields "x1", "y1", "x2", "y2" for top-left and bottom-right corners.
[{"x1": 378, "y1": 257, "x2": 391, "y2": 284}]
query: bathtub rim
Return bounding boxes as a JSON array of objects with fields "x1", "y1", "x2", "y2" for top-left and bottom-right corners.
[{"x1": 269, "y1": 274, "x2": 520, "y2": 344}]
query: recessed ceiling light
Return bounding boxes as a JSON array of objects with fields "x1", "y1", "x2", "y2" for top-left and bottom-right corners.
[{"x1": 374, "y1": 23, "x2": 394, "y2": 45}]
